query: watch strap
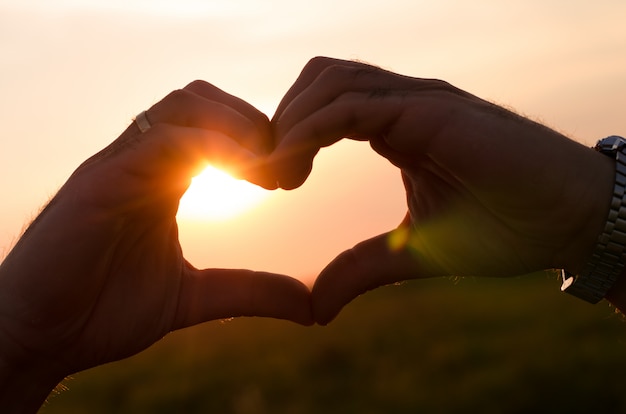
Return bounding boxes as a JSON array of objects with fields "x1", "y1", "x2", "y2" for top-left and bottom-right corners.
[{"x1": 561, "y1": 135, "x2": 626, "y2": 303}]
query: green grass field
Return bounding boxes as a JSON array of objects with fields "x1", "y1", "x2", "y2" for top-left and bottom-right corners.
[{"x1": 40, "y1": 273, "x2": 626, "y2": 414}]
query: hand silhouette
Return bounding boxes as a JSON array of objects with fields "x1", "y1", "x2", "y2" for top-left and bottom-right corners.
[
  {"x1": 265, "y1": 57, "x2": 614, "y2": 324},
  {"x1": 0, "y1": 80, "x2": 312, "y2": 412}
]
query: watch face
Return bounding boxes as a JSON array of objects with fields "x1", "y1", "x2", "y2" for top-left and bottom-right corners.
[{"x1": 597, "y1": 135, "x2": 626, "y2": 153}]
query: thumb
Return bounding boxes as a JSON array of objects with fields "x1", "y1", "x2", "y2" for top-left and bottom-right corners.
[
  {"x1": 311, "y1": 229, "x2": 424, "y2": 325},
  {"x1": 174, "y1": 268, "x2": 313, "y2": 330}
]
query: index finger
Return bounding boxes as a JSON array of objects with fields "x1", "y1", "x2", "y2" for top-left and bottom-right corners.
[
  {"x1": 266, "y1": 59, "x2": 424, "y2": 189},
  {"x1": 272, "y1": 57, "x2": 406, "y2": 141},
  {"x1": 148, "y1": 82, "x2": 272, "y2": 157},
  {"x1": 272, "y1": 57, "x2": 366, "y2": 122}
]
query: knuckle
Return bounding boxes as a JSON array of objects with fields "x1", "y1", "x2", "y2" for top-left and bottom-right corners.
[
  {"x1": 304, "y1": 57, "x2": 371, "y2": 84},
  {"x1": 148, "y1": 89, "x2": 187, "y2": 122},
  {"x1": 418, "y1": 78, "x2": 463, "y2": 97},
  {"x1": 184, "y1": 79, "x2": 209, "y2": 90},
  {"x1": 183, "y1": 80, "x2": 224, "y2": 97},
  {"x1": 305, "y1": 56, "x2": 336, "y2": 70},
  {"x1": 427, "y1": 78, "x2": 454, "y2": 90},
  {"x1": 316, "y1": 63, "x2": 354, "y2": 87},
  {"x1": 160, "y1": 88, "x2": 191, "y2": 107},
  {"x1": 319, "y1": 61, "x2": 384, "y2": 89}
]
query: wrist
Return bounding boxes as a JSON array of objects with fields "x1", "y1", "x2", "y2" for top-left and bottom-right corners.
[
  {"x1": 558, "y1": 146, "x2": 614, "y2": 275},
  {"x1": 561, "y1": 136, "x2": 626, "y2": 303}
]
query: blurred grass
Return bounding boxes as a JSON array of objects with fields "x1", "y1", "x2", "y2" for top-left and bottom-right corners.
[{"x1": 41, "y1": 272, "x2": 626, "y2": 414}]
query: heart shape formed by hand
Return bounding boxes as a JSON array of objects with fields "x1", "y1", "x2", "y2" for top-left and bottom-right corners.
[{"x1": 202, "y1": 56, "x2": 595, "y2": 325}]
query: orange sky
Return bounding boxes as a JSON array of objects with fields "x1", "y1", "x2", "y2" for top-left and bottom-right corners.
[{"x1": 1, "y1": 0, "x2": 625, "y2": 283}]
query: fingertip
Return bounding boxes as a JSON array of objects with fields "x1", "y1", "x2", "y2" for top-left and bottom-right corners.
[
  {"x1": 299, "y1": 316, "x2": 316, "y2": 327},
  {"x1": 311, "y1": 295, "x2": 344, "y2": 326},
  {"x1": 239, "y1": 162, "x2": 279, "y2": 190},
  {"x1": 277, "y1": 178, "x2": 307, "y2": 191},
  {"x1": 258, "y1": 273, "x2": 314, "y2": 326},
  {"x1": 314, "y1": 311, "x2": 339, "y2": 326},
  {"x1": 311, "y1": 281, "x2": 344, "y2": 324},
  {"x1": 287, "y1": 307, "x2": 315, "y2": 327},
  {"x1": 285, "y1": 276, "x2": 315, "y2": 326},
  {"x1": 268, "y1": 152, "x2": 314, "y2": 190},
  {"x1": 310, "y1": 250, "x2": 358, "y2": 325}
]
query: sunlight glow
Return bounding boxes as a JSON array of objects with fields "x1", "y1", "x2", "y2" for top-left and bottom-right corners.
[
  {"x1": 177, "y1": 165, "x2": 270, "y2": 221},
  {"x1": 11, "y1": 0, "x2": 258, "y2": 18}
]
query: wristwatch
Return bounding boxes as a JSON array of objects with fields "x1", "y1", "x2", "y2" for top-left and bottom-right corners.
[{"x1": 561, "y1": 135, "x2": 626, "y2": 303}]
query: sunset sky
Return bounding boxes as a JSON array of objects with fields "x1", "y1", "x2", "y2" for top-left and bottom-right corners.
[{"x1": 1, "y1": 0, "x2": 625, "y2": 284}]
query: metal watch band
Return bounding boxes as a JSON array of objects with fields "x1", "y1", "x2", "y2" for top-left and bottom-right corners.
[{"x1": 561, "y1": 135, "x2": 626, "y2": 303}]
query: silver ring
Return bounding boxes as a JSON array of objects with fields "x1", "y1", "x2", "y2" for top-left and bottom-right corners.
[{"x1": 134, "y1": 110, "x2": 151, "y2": 133}]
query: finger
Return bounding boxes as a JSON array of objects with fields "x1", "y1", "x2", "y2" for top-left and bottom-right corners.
[
  {"x1": 272, "y1": 57, "x2": 366, "y2": 122},
  {"x1": 251, "y1": 57, "x2": 365, "y2": 189},
  {"x1": 142, "y1": 83, "x2": 272, "y2": 157},
  {"x1": 273, "y1": 58, "x2": 412, "y2": 142},
  {"x1": 82, "y1": 124, "x2": 262, "y2": 207},
  {"x1": 174, "y1": 268, "x2": 313, "y2": 329},
  {"x1": 183, "y1": 80, "x2": 270, "y2": 132},
  {"x1": 268, "y1": 94, "x2": 408, "y2": 189},
  {"x1": 183, "y1": 80, "x2": 273, "y2": 155},
  {"x1": 268, "y1": 61, "x2": 432, "y2": 189},
  {"x1": 311, "y1": 230, "x2": 427, "y2": 325}
]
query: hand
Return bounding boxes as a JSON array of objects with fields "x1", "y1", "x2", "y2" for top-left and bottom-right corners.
[
  {"x1": 0, "y1": 81, "x2": 312, "y2": 409},
  {"x1": 265, "y1": 57, "x2": 615, "y2": 324}
]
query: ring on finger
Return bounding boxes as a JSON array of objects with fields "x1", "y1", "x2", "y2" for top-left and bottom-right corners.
[{"x1": 134, "y1": 110, "x2": 152, "y2": 133}]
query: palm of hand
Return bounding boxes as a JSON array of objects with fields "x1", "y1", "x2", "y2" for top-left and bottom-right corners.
[
  {"x1": 0, "y1": 132, "x2": 189, "y2": 374},
  {"x1": 384, "y1": 105, "x2": 582, "y2": 279}
]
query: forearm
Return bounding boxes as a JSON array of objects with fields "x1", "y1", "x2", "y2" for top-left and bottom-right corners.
[{"x1": 0, "y1": 196, "x2": 73, "y2": 413}]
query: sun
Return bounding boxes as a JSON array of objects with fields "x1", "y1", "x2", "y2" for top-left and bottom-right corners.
[{"x1": 177, "y1": 165, "x2": 270, "y2": 221}]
